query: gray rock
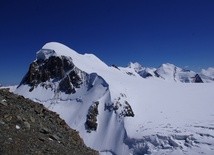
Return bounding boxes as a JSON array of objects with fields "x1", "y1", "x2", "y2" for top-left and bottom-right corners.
[
  {"x1": 30, "y1": 116, "x2": 35, "y2": 123},
  {"x1": 40, "y1": 127, "x2": 50, "y2": 134},
  {"x1": 0, "y1": 88, "x2": 98, "y2": 155},
  {"x1": 0, "y1": 99, "x2": 7, "y2": 106},
  {"x1": 24, "y1": 121, "x2": 31, "y2": 129},
  {"x1": 4, "y1": 115, "x2": 12, "y2": 121},
  {"x1": 16, "y1": 115, "x2": 22, "y2": 121},
  {"x1": 0, "y1": 120, "x2": 5, "y2": 125},
  {"x1": 49, "y1": 134, "x2": 60, "y2": 141}
]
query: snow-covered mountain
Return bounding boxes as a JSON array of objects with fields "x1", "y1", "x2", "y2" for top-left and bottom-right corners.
[
  {"x1": 126, "y1": 62, "x2": 157, "y2": 78},
  {"x1": 125, "y1": 62, "x2": 209, "y2": 83},
  {"x1": 14, "y1": 42, "x2": 214, "y2": 155},
  {"x1": 200, "y1": 67, "x2": 214, "y2": 83}
]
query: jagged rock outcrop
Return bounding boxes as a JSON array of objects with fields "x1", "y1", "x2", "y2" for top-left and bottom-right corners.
[
  {"x1": 122, "y1": 101, "x2": 135, "y2": 117},
  {"x1": 105, "y1": 95, "x2": 135, "y2": 118},
  {"x1": 85, "y1": 101, "x2": 99, "y2": 132},
  {"x1": 0, "y1": 88, "x2": 98, "y2": 155},
  {"x1": 193, "y1": 74, "x2": 203, "y2": 83},
  {"x1": 19, "y1": 55, "x2": 83, "y2": 93}
]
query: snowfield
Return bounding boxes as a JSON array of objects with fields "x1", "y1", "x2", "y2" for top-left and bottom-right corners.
[{"x1": 14, "y1": 42, "x2": 214, "y2": 155}]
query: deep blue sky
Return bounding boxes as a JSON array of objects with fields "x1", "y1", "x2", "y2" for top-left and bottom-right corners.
[{"x1": 0, "y1": 0, "x2": 214, "y2": 85}]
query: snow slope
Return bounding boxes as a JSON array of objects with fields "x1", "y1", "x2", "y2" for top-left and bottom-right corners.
[
  {"x1": 15, "y1": 42, "x2": 214, "y2": 155},
  {"x1": 200, "y1": 68, "x2": 214, "y2": 83},
  {"x1": 201, "y1": 68, "x2": 214, "y2": 78}
]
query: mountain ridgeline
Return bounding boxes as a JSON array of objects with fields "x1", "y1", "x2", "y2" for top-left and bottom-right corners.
[{"x1": 127, "y1": 62, "x2": 212, "y2": 83}]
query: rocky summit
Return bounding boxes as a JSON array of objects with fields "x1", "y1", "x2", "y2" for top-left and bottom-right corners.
[
  {"x1": 20, "y1": 55, "x2": 84, "y2": 93},
  {"x1": 0, "y1": 88, "x2": 98, "y2": 155}
]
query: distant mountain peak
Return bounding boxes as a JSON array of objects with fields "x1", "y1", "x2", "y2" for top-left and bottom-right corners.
[
  {"x1": 128, "y1": 62, "x2": 142, "y2": 67},
  {"x1": 159, "y1": 63, "x2": 177, "y2": 69},
  {"x1": 128, "y1": 62, "x2": 143, "y2": 72}
]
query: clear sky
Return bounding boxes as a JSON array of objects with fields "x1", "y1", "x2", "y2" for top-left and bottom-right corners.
[{"x1": 0, "y1": 0, "x2": 214, "y2": 85}]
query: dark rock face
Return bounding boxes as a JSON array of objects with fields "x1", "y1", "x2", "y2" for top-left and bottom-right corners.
[
  {"x1": 193, "y1": 74, "x2": 203, "y2": 83},
  {"x1": 112, "y1": 64, "x2": 120, "y2": 70},
  {"x1": 154, "y1": 71, "x2": 160, "y2": 78},
  {"x1": 0, "y1": 89, "x2": 98, "y2": 155},
  {"x1": 122, "y1": 101, "x2": 135, "y2": 117},
  {"x1": 58, "y1": 69, "x2": 83, "y2": 94},
  {"x1": 105, "y1": 99, "x2": 135, "y2": 118},
  {"x1": 126, "y1": 72, "x2": 135, "y2": 76},
  {"x1": 85, "y1": 102, "x2": 99, "y2": 132},
  {"x1": 139, "y1": 71, "x2": 153, "y2": 78},
  {"x1": 19, "y1": 56, "x2": 83, "y2": 93}
]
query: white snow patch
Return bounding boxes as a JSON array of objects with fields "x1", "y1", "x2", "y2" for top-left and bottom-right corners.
[{"x1": 16, "y1": 125, "x2": 21, "y2": 130}]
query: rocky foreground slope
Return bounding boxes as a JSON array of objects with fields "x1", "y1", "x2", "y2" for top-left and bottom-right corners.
[{"x1": 0, "y1": 88, "x2": 98, "y2": 155}]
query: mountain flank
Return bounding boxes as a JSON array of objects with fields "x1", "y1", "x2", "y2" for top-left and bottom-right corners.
[{"x1": 0, "y1": 88, "x2": 98, "y2": 155}]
